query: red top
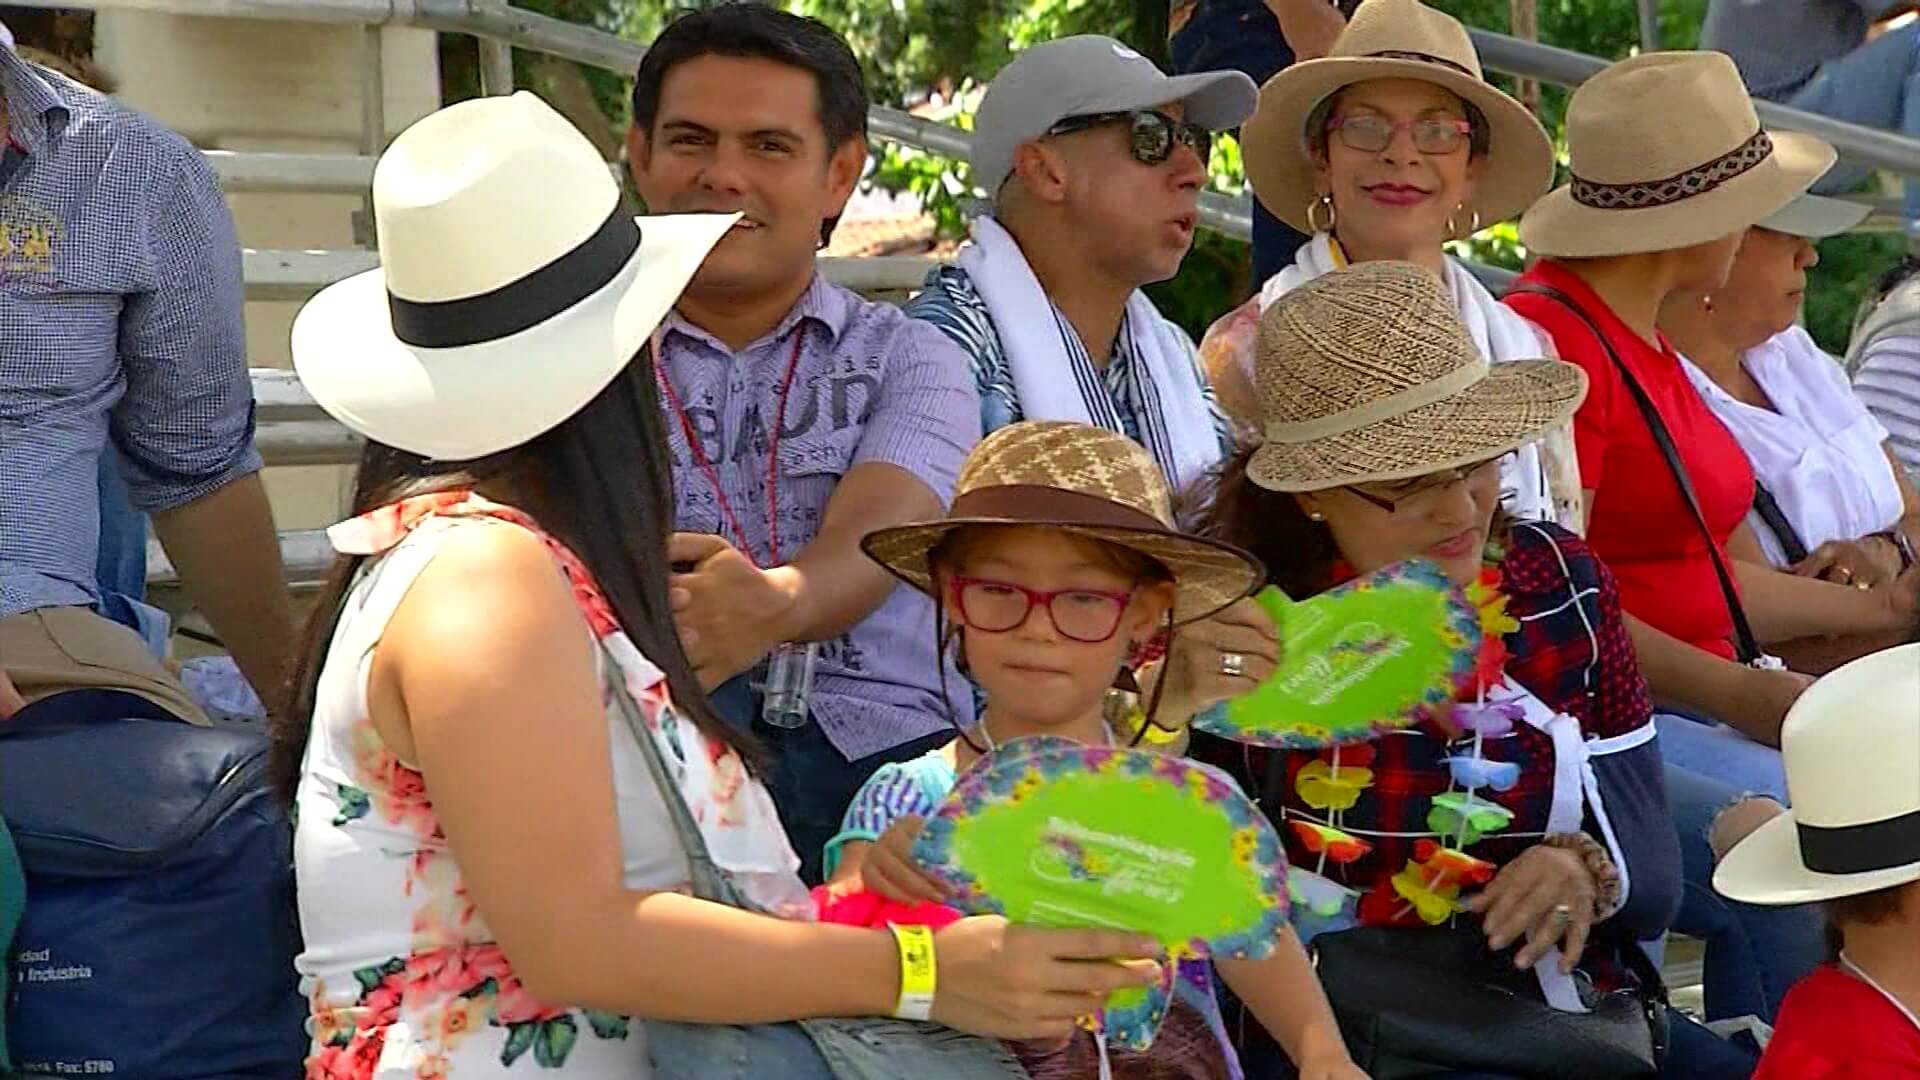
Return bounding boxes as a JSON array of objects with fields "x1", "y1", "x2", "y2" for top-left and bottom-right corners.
[
  {"x1": 1756, "y1": 964, "x2": 1920, "y2": 1079},
  {"x1": 1505, "y1": 261, "x2": 1755, "y2": 660}
]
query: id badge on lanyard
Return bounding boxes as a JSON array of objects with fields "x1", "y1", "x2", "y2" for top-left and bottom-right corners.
[{"x1": 656, "y1": 331, "x2": 820, "y2": 728}]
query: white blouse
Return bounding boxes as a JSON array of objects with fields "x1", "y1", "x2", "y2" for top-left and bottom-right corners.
[{"x1": 1682, "y1": 327, "x2": 1905, "y2": 567}]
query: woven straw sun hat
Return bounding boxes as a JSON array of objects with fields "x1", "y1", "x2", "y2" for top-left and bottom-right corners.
[
  {"x1": 1716, "y1": 644, "x2": 1920, "y2": 906},
  {"x1": 1248, "y1": 260, "x2": 1587, "y2": 492},
  {"x1": 1519, "y1": 51, "x2": 1836, "y2": 258},
  {"x1": 1240, "y1": 0, "x2": 1554, "y2": 236},
  {"x1": 862, "y1": 421, "x2": 1264, "y2": 625}
]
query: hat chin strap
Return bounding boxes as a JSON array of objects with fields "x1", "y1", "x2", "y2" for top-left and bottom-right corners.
[
  {"x1": 1800, "y1": 808, "x2": 1920, "y2": 875},
  {"x1": 1261, "y1": 353, "x2": 1487, "y2": 445}
]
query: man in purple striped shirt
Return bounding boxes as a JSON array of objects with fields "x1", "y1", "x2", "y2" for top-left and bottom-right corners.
[{"x1": 627, "y1": 5, "x2": 979, "y2": 883}]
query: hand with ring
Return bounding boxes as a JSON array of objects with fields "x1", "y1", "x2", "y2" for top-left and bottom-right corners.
[
  {"x1": 1139, "y1": 597, "x2": 1279, "y2": 726},
  {"x1": 1792, "y1": 538, "x2": 1900, "y2": 591},
  {"x1": 1462, "y1": 844, "x2": 1598, "y2": 974}
]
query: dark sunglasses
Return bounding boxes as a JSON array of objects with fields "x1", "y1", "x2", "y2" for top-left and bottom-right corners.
[{"x1": 1045, "y1": 109, "x2": 1211, "y2": 168}]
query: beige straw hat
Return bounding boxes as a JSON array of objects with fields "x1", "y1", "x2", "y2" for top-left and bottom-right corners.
[
  {"x1": 1248, "y1": 261, "x2": 1587, "y2": 491},
  {"x1": 862, "y1": 421, "x2": 1264, "y2": 625},
  {"x1": 1241, "y1": 0, "x2": 1553, "y2": 236},
  {"x1": 1519, "y1": 51, "x2": 1836, "y2": 258},
  {"x1": 1716, "y1": 644, "x2": 1920, "y2": 906}
]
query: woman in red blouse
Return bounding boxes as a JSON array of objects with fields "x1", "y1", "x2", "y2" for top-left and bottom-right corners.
[
  {"x1": 1502, "y1": 50, "x2": 1904, "y2": 1032},
  {"x1": 1195, "y1": 262, "x2": 1755, "y2": 1077},
  {"x1": 1505, "y1": 53, "x2": 1914, "y2": 762}
]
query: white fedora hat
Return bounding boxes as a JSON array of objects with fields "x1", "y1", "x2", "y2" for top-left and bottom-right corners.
[
  {"x1": 291, "y1": 91, "x2": 737, "y2": 461},
  {"x1": 1716, "y1": 643, "x2": 1920, "y2": 906}
]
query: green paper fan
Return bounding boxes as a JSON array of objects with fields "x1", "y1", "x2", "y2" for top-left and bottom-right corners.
[
  {"x1": 1198, "y1": 559, "x2": 1481, "y2": 749},
  {"x1": 912, "y1": 736, "x2": 1289, "y2": 1049}
]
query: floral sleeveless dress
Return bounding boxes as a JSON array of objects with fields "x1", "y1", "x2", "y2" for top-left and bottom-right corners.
[{"x1": 293, "y1": 493, "x2": 809, "y2": 1079}]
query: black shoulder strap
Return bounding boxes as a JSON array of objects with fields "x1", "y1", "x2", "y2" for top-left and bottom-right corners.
[
  {"x1": 1507, "y1": 282, "x2": 1763, "y2": 665},
  {"x1": 1750, "y1": 483, "x2": 1811, "y2": 566}
]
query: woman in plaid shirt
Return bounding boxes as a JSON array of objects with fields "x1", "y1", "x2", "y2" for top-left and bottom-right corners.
[{"x1": 1189, "y1": 263, "x2": 1758, "y2": 1077}]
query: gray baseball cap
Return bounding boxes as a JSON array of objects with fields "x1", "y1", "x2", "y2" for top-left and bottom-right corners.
[{"x1": 970, "y1": 35, "x2": 1258, "y2": 194}]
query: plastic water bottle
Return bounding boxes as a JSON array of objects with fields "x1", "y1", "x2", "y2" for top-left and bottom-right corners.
[{"x1": 759, "y1": 641, "x2": 818, "y2": 729}]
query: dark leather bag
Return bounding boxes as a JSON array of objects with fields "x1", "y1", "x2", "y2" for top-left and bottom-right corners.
[{"x1": 1311, "y1": 924, "x2": 1668, "y2": 1079}]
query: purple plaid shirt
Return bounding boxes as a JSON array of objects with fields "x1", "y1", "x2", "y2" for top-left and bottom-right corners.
[{"x1": 656, "y1": 276, "x2": 980, "y2": 760}]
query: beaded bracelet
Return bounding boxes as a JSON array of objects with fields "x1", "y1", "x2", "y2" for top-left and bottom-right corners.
[{"x1": 1544, "y1": 832, "x2": 1622, "y2": 921}]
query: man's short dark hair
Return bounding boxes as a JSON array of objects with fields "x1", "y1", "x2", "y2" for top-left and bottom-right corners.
[
  {"x1": 631, "y1": 4, "x2": 869, "y2": 151},
  {"x1": 631, "y1": 5, "x2": 868, "y2": 248}
]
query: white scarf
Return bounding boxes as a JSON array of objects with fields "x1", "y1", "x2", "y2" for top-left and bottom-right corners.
[
  {"x1": 956, "y1": 215, "x2": 1221, "y2": 490},
  {"x1": 1258, "y1": 233, "x2": 1579, "y2": 528}
]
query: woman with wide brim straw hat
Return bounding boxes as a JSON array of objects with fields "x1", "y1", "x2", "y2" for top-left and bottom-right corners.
[
  {"x1": 1193, "y1": 261, "x2": 1763, "y2": 1076},
  {"x1": 281, "y1": 91, "x2": 1168, "y2": 1078},
  {"x1": 1504, "y1": 48, "x2": 1889, "y2": 1032},
  {"x1": 850, "y1": 420, "x2": 1368, "y2": 1080},
  {"x1": 1713, "y1": 643, "x2": 1920, "y2": 1076},
  {"x1": 1195, "y1": 0, "x2": 1580, "y2": 532}
]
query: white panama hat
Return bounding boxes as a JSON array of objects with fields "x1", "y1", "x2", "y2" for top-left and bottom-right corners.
[
  {"x1": 292, "y1": 91, "x2": 737, "y2": 461},
  {"x1": 1716, "y1": 644, "x2": 1920, "y2": 906}
]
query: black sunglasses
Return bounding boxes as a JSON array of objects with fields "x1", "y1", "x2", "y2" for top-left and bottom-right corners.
[{"x1": 1045, "y1": 109, "x2": 1211, "y2": 169}]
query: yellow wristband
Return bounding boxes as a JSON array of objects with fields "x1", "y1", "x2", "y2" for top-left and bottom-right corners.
[{"x1": 887, "y1": 922, "x2": 937, "y2": 1021}]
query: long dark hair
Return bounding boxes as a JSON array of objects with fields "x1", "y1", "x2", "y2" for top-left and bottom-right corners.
[
  {"x1": 271, "y1": 348, "x2": 751, "y2": 798},
  {"x1": 1188, "y1": 447, "x2": 1340, "y2": 598}
]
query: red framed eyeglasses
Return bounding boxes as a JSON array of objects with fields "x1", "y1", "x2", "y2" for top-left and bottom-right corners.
[{"x1": 946, "y1": 577, "x2": 1138, "y2": 643}]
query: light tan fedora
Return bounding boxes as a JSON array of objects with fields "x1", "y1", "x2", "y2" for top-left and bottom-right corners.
[
  {"x1": 1716, "y1": 644, "x2": 1920, "y2": 906},
  {"x1": 1248, "y1": 260, "x2": 1587, "y2": 492},
  {"x1": 1520, "y1": 51, "x2": 1836, "y2": 258},
  {"x1": 862, "y1": 421, "x2": 1265, "y2": 625},
  {"x1": 1241, "y1": 0, "x2": 1553, "y2": 236}
]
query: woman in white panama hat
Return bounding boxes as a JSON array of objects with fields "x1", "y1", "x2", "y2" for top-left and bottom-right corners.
[
  {"x1": 1715, "y1": 643, "x2": 1920, "y2": 1077},
  {"x1": 1504, "y1": 47, "x2": 1911, "y2": 1035},
  {"x1": 1194, "y1": 261, "x2": 1758, "y2": 1078},
  {"x1": 1194, "y1": 0, "x2": 1578, "y2": 530},
  {"x1": 1658, "y1": 192, "x2": 1920, "y2": 676},
  {"x1": 276, "y1": 92, "x2": 1162, "y2": 1080}
]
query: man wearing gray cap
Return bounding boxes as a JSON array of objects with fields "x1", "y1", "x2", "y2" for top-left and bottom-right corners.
[
  {"x1": 904, "y1": 35, "x2": 1255, "y2": 494},
  {"x1": 904, "y1": 35, "x2": 1281, "y2": 792}
]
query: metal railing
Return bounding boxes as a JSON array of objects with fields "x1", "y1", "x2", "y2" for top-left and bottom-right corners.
[
  {"x1": 21, "y1": 0, "x2": 1919, "y2": 203},
  {"x1": 59, "y1": 0, "x2": 1904, "y2": 587}
]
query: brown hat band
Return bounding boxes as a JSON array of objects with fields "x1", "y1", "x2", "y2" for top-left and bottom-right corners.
[
  {"x1": 948, "y1": 485, "x2": 1167, "y2": 532},
  {"x1": 1365, "y1": 49, "x2": 1475, "y2": 78},
  {"x1": 1570, "y1": 130, "x2": 1774, "y2": 211}
]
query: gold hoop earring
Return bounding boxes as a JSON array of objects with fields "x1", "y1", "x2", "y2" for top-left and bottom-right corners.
[
  {"x1": 1305, "y1": 193, "x2": 1336, "y2": 234},
  {"x1": 1447, "y1": 205, "x2": 1482, "y2": 239}
]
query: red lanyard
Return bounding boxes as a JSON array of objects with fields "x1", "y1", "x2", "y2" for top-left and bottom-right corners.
[{"x1": 656, "y1": 330, "x2": 807, "y2": 569}]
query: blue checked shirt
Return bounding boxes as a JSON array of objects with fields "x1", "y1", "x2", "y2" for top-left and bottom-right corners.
[{"x1": 0, "y1": 51, "x2": 257, "y2": 619}]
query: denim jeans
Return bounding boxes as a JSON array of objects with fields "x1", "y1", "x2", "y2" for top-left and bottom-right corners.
[
  {"x1": 1170, "y1": 0, "x2": 1311, "y2": 283},
  {"x1": 94, "y1": 451, "x2": 171, "y2": 660},
  {"x1": 1662, "y1": 738, "x2": 1824, "y2": 1025},
  {"x1": 708, "y1": 673, "x2": 953, "y2": 886},
  {"x1": 1785, "y1": 22, "x2": 1920, "y2": 224}
]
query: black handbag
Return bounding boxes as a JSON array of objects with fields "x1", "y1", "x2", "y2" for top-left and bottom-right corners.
[{"x1": 1310, "y1": 924, "x2": 1669, "y2": 1079}]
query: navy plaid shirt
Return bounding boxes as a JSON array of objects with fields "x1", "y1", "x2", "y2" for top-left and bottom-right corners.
[{"x1": 0, "y1": 51, "x2": 256, "y2": 619}]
